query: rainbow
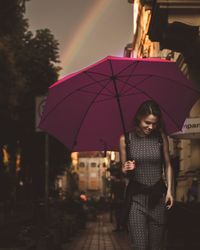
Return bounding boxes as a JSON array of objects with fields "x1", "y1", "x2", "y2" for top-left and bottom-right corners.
[{"x1": 60, "y1": 0, "x2": 111, "y2": 78}]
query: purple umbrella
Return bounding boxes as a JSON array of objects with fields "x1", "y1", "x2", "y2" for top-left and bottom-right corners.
[{"x1": 39, "y1": 56, "x2": 200, "y2": 152}]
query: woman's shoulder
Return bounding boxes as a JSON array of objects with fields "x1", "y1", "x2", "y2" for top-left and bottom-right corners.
[
  {"x1": 158, "y1": 130, "x2": 169, "y2": 146},
  {"x1": 120, "y1": 131, "x2": 134, "y2": 143},
  {"x1": 159, "y1": 130, "x2": 167, "y2": 139},
  {"x1": 119, "y1": 134, "x2": 125, "y2": 143}
]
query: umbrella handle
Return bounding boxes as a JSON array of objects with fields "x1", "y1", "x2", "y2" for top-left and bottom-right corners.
[
  {"x1": 124, "y1": 133, "x2": 132, "y2": 161},
  {"x1": 124, "y1": 133, "x2": 135, "y2": 178}
]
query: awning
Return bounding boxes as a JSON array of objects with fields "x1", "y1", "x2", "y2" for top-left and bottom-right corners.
[{"x1": 170, "y1": 118, "x2": 200, "y2": 139}]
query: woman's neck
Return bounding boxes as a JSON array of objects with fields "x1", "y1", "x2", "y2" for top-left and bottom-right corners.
[{"x1": 134, "y1": 127, "x2": 148, "y2": 138}]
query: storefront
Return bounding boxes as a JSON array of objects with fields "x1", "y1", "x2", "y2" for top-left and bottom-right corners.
[
  {"x1": 171, "y1": 117, "x2": 200, "y2": 202},
  {"x1": 171, "y1": 118, "x2": 200, "y2": 140}
]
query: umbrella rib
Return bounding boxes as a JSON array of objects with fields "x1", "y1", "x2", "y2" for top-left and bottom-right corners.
[
  {"x1": 40, "y1": 77, "x2": 111, "y2": 123},
  {"x1": 72, "y1": 79, "x2": 112, "y2": 150},
  {"x1": 120, "y1": 75, "x2": 152, "y2": 96},
  {"x1": 118, "y1": 62, "x2": 140, "y2": 94},
  {"x1": 116, "y1": 60, "x2": 139, "y2": 76},
  {"x1": 89, "y1": 59, "x2": 140, "y2": 96},
  {"x1": 79, "y1": 76, "x2": 111, "y2": 94},
  {"x1": 86, "y1": 61, "x2": 138, "y2": 79},
  {"x1": 78, "y1": 88, "x2": 113, "y2": 97},
  {"x1": 84, "y1": 71, "x2": 114, "y2": 95},
  {"x1": 118, "y1": 77, "x2": 182, "y2": 130},
  {"x1": 119, "y1": 73, "x2": 200, "y2": 94},
  {"x1": 94, "y1": 96, "x2": 117, "y2": 103},
  {"x1": 86, "y1": 70, "x2": 110, "y2": 78},
  {"x1": 119, "y1": 91, "x2": 142, "y2": 97},
  {"x1": 154, "y1": 75, "x2": 200, "y2": 93}
]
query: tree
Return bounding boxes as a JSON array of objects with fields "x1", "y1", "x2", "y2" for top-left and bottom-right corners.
[
  {"x1": 0, "y1": 0, "x2": 29, "y2": 143},
  {"x1": 0, "y1": 0, "x2": 60, "y2": 138},
  {"x1": 0, "y1": 0, "x2": 68, "y2": 201},
  {"x1": 0, "y1": 0, "x2": 28, "y2": 36}
]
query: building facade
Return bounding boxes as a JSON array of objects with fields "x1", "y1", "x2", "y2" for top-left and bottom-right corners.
[
  {"x1": 70, "y1": 151, "x2": 120, "y2": 198},
  {"x1": 127, "y1": 0, "x2": 200, "y2": 201}
]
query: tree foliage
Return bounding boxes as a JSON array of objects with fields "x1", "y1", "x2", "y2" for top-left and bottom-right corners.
[
  {"x1": 0, "y1": 0, "x2": 67, "y2": 199},
  {"x1": 0, "y1": 0, "x2": 60, "y2": 140},
  {"x1": 0, "y1": 0, "x2": 27, "y2": 36}
]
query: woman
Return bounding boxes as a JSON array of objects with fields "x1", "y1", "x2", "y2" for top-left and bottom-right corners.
[{"x1": 120, "y1": 100, "x2": 173, "y2": 250}]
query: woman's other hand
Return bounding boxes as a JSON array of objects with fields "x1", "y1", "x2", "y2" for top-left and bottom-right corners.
[
  {"x1": 165, "y1": 192, "x2": 173, "y2": 209},
  {"x1": 122, "y1": 160, "x2": 136, "y2": 173}
]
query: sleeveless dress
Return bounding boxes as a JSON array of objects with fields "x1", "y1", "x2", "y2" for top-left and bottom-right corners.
[{"x1": 127, "y1": 131, "x2": 166, "y2": 250}]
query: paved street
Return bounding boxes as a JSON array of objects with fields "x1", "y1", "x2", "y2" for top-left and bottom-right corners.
[
  {"x1": 63, "y1": 203, "x2": 200, "y2": 250},
  {"x1": 63, "y1": 213, "x2": 132, "y2": 250},
  {"x1": 1, "y1": 203, "x2": 200, "y2": 249}
]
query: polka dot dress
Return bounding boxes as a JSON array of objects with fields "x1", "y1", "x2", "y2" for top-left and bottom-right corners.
[{"x1": 127, "y1": 131, "x2": 166, "y2": 250}]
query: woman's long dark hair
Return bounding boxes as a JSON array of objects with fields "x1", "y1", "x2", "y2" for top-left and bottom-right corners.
[{"x1": 134, "y1": 100, "x2": 164, "y2": 133}]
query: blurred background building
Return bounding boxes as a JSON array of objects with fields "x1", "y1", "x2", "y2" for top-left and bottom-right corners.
[{"x1": 70, "y1": 151, "x2": 120, "y2": 199}]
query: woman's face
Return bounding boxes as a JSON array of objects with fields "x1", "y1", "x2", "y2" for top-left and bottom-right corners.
[{"x1": 138, "y1": 114, "x2": 158, "y2": 136}]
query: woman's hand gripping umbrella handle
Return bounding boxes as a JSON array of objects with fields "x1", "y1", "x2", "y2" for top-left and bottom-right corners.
[{"x1": 120, "y1": 133, "x2": 136, "y2": 175}]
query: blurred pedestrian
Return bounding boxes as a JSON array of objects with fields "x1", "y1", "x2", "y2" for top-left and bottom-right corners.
[
  {"x1": 120, "y1": 100, "x2": 173, "y2": 250},
  {"x1": 187, "y1": 178, "x2": 198, "y2": 202},
  {"x1": 110, "y1": 172, "x2": 126, "y2": 232}
]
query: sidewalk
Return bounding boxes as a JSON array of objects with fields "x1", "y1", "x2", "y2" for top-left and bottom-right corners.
[
  {"x1": 63, "y1": 213, "x2": 132, "y2": 250},
  {"x1": 166, "y1": 202, "x2": 200, "y2": 250}
]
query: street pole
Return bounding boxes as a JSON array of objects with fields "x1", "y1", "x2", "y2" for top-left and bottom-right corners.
[{"x1": 45, "y1": 133, "x2": 49, "y2": 214}]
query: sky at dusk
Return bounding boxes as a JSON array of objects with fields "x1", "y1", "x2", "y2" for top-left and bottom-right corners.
[{"x1": 25, "y1": 0, "x2": 133, "y2": 78}]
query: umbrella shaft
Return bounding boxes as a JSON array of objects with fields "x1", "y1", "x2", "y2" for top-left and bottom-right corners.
[
  {"x1": 113, "y1": 79, "x2": 130, "y2": 160},
  {"x1": 113, "y1": 80, "x2": 126, "y2": 135}
]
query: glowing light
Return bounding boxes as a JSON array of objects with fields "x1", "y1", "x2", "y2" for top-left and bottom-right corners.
[
  {"x1": 2, "y1": 147, "x2": 9, "y2": 165},
  {"x1": 16, "y1": 153, "x2": 21, "y2": 172},
  {"x1": 133, "y1": 0, "x2": 139, "y2": 35},
  {"x1": 111, "y1": 151, "x2": 116, "y2": 161}
]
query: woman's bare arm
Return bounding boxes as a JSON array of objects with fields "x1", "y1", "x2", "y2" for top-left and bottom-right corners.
[
  {"x1": 119, "y1": 135, "x2": 135, "y2": 173},
  {"x1": 119, "y1": 135, "x2": 126, "y2": 164},
  {"x1": 161, "y1": 132, "x2": 174, "y2": 209}
]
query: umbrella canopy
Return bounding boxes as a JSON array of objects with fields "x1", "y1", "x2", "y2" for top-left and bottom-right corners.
[{"x1": 39, "y1": 56, "x2": 200, "y2": 152}]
